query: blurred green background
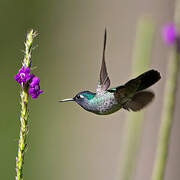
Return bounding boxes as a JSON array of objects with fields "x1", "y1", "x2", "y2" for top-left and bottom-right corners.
[{"x1": 0, "y1": 0, "x2": 180, "y2": 180}]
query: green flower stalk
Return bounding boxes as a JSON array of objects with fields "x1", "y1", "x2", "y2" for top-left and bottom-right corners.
[
  {"x1": 15, "y1": 30, "x2": 41, "y2": 180},
  {"x1": 16, "y1": 89, "x2": 29, "y2": 180},
  {"x1": 151, "y1": 1, "x2": 180, "y2": 179}
]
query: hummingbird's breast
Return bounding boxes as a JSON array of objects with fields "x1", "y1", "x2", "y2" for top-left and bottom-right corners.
[{"x1": 88, "y1": 91, "x2": 123, "y2": 115}]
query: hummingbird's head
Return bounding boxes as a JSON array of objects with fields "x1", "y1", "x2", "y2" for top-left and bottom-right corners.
[{"x1": 59, "y1": 91, "x2": 96, "y2": 107}]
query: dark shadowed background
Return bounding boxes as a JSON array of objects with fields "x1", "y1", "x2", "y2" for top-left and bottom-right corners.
[{"x1": 0, "y1": 0, "x2": 179, "y2": 180}]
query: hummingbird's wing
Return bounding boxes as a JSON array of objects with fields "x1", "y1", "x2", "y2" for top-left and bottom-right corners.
[
  {"x1": 96, "y1": 29, "x2": 110, "y2": 94},
  {"x1": 108, "y1": 86, "x2": 155, "y2": 111},
  {"x1": 123, "y1": 91, "x2": 155, "y2": 111}
]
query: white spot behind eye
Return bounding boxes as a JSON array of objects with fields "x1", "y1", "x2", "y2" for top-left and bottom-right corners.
[{"x1": 80, "y1": 95, "x2": 84, "y2": 98}]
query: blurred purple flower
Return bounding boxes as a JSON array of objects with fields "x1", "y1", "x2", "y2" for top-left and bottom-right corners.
[
  {"x1": 28, "y1": 76, "x2": 43, "y2": 98},
  {"x1": 14, "y1": 66, "x2": 33, "y2": 84},
  {"x1": 162, "y1": 23, "x2": 177, "y2": 44}
]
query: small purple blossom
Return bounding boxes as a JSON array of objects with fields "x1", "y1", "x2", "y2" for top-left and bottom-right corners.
[
  {"x1": 15, "y1": 66, "x2": 43, "y2": 98},
  {"x1": 14, "y1": 66, "x2": 33, "y2": 84},
  {"x1": 28, "y1": 76, "x2": 43, "y2": 98},
  {"x1": 162, "y1": 23, "x2": 177, "y2": 44}
]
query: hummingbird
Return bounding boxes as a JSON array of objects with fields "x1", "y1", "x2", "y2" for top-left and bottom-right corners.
[{"x1": 59, "y1": 29, "x2": 161, "y2": 115}]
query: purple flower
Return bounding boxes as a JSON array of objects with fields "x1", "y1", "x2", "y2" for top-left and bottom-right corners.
[
  {"x1": 162, "y1": 23, "x2": 177, "y2": 44},
  {"x1": 14, "y1": 66, "x2": 33, "y2": 84},
  {"x1": 28, "y1": 76, "x2": 43, "y2": 98},
  {"x1": 15, "y1": 66, "x2": 43, "y2": 98}
]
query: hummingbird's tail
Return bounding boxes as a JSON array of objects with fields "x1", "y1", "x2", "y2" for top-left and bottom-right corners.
[
  {"x1": 122, "y1": 69, "x2": 161, "y2": 111},
  {"x1": 125, "y1": 69, "x2": 161, "y2": 93}
]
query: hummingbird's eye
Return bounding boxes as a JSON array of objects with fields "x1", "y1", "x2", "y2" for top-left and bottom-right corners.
[{"x1": 76, "y1": 95, "x2": 81, "y2": 99}]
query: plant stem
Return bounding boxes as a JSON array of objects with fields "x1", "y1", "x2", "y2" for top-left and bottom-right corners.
[
  {"x1": 151, "y1": 1, "x2": 180, "y2": 179},
  {"x1": 15, "y1": 30, "x2": 37, "y2": 180},
  {"x1": 16, "y1": 90, "x2": 29, "y2": 180},
  {"x1": 151, "y1": 45, "x2": 180, "y2": 180},
  {"x1": 119, "y1": 18, "x2": 155, "y2": 180}
]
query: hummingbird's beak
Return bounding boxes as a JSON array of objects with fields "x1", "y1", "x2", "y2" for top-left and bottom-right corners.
[{"x1": 58, "y1": 98, "x2": 74, "y2": 102}]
